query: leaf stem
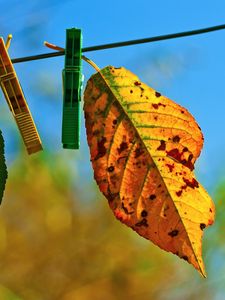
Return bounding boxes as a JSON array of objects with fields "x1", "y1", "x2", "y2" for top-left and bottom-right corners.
[{"x1": 82, "y1": 55, "x2": 100, "y2": 72}]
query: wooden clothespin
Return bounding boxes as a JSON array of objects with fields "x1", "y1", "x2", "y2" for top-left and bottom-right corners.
[
  {"x1": 45, "y1": 28, "x2": 83, "y2": 149},
  {"x1": 0, "y1": 35, "x2": 42, "y2": 154}
]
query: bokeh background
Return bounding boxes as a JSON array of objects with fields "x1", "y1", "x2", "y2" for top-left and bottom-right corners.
[{"x1": 0, "y1": 1, "x2": 225, "y2": 299}]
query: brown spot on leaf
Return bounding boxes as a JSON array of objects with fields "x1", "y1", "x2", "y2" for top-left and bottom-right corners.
[
  {"x1": 155, "y1": 91, "x2": 161, "y2": 97},
  {"x1": 134, "y1": 81, "x2": 141, "y2": 86},
  {"x1": 94, "y1": 137, "x2": 107, "y2": 160},
  {"x1": 149, "y1": 194, "x2": 156, "y2": 200},
  {"x1": 167, "y1": 148, "x2": 194, "y2": 170},
  {"x1": 135, "y1": 218, "x2": 148, "y2": 227},
  {"x1": 183, "y1": 147, "x2": 188, "y2": 152},
  {"x1": 107, "y1": 166, "x2": 115, "y2": 172},
  {"x1": 117, "y1": 142, "x2": 128, "y2": 154},
  {"x1": 152, "y1": 103, "x2": 159, "y2": 109},
  {"x1": 130, "y1": 90, "x2": 133, "y2": 94},
  {"x1": 157, "y1": 140, "x2": 166, "y2": 151},
  {"x1": 176, "y1": 190, "x2": 182, "y2": 197},
  {"x1": 134, "y1": 147, "x2": 144, "y2": 158},
  {"x1": 166, "y1": 163, "x2": 174, "y2": 172},
  {"x1": 183, "y1": 177, "x2": 199, "y2": 189},
  {"x1": 122, "y1": 202, "x2": 129, "y2": 214},
  {"x1": 121, "y1": 202, "x2": 134, "y2": 215},
  {"x1": 182, "y1": 256, "x2": 188, "y2": 261},
  {"x1": 200, "y1": 223, "x2": 206, "y2": 230},
  {"x1": 168, "y1": 229, "x2": 179, "y2": 237},
  {"x1": 141, "y1": 210, "x2": 148, "y2": 217},
  {"x1": 182, "y1": 159, "x2": 194, "y2": 171},
  {"x1": 142, "y1": 160, "x2": 147, "y2": 166},
  {"x1": 172, "y1": 135, "x2": 180, "y2": 143},
  {"x1": 113, "y1": 119, "x2": 117, "y2": 125},
  {"x1": 188, "y1": 154, "x2": 193, "y2": 161},
  {"x1": 167, "y1": 148, "x2": 182, "y2": 161},
  {"x1": 158, "y1": 102, "x2": 166, "y2": 107}
]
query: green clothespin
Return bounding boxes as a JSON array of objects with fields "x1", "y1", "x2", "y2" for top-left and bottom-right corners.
[{"x1": 62, "y1": 28, "x2": 82, "y2": 149}]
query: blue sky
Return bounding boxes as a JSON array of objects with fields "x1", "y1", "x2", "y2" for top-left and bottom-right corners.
[{"x1": 1, "y1": 0, "x2": 225, "y2": 194}]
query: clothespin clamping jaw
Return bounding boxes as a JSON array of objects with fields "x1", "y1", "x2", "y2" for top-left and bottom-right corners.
[
  {"x1": 62, "y1": 28, "x2": 82, "y2": 149},
  {"x1": 0, "y1": 35, "x2": 42, "y2": 154}
]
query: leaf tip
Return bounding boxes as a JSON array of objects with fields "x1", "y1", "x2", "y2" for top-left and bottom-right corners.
[
  {"x1": 194, "y1": 256, "x2": 207, "y2": 278},
  {"x1": 198, "y1": 265, "x2": 207, "y2": 278}
]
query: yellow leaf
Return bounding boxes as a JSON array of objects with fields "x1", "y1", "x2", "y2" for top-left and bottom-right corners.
[{"x1": 83, "y1": 66, "x2": 215, "y2": 277}]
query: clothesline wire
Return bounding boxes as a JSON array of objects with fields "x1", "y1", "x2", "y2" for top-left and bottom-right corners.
[{"x1": 11, "y1": 24, "x2": 225, "y2": 64}]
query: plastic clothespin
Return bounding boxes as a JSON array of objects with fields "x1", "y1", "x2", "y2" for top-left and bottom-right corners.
[
  {"x1": 62, "y1": 28, "x2": 82, "y2": 149},
  {"x1": 0, "y1": 35, "x2": 42, "y2": 154}
]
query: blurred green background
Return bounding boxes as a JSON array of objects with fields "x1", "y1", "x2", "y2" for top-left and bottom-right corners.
[{"x1": 0, "y1": 1, "x2": 225, "y2": 299}]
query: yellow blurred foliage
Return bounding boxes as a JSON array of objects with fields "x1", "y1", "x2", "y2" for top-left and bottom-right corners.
[{"x1": 0, "y1": 152, "x2": 214, "y2": 300}]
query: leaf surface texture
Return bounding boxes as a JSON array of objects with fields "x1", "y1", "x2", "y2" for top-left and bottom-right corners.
[{"x1": 84, "y1": 66, "x2": 215, "y2": 276}]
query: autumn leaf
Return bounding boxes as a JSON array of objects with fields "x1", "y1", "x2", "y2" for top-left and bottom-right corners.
[
  {"x1": 83, "y1": 66, "x2": 215, "y2": 277},
  {"x1": 0, "y1": 130, "x2": 7, "y2": 204}
]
